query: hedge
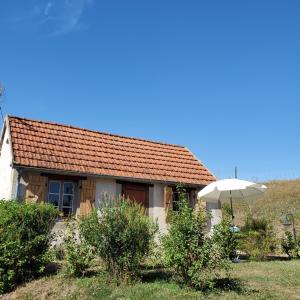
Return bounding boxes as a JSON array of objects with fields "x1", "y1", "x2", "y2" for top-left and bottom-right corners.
[{"x1": 0, "y1": 200, "x2": 58, "y2": 293}]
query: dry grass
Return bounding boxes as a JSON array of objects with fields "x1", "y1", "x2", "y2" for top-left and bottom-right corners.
[
  {"x1": 224, "y1": 179, "x2": 300, "y2": 233},
  {"x1": 0, "y1": 277, "x2": 75, "y2": 300}
]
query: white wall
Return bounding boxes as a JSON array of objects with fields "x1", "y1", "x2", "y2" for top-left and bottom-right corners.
[
  {"x1": 0, "y1": 126, "x2": 16, "y2": 200},
  {"x1": 95, "y1": 179, "x2": 168, "y2": 233},
  {"x1": 149, "y1": 183, "x2": 168, "y2": 234},
  {"x1": 94, "y1": 178, "x2": 221, "y2": 235},
  {"x1": 95, "y1": 178, "x2": 117, "y2": 207},
  {"x1": 206, "y1": 201, "x2": 222, "y2": 231}
]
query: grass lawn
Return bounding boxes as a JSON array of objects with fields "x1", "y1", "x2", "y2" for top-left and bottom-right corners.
[{"x1": 3, "y1": 260, "x2": 300, "y2": 300}]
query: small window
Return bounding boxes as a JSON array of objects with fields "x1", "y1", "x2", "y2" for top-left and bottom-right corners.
[
  {"x1": 48, "y1": 181, "x2": 60, "y2": 209},
  {"x1": 172, "y1": 191, "x2": 190, "y2": 211},
  {"x1": 48, "y1": 180, "x2": 75, "y2": 216},
  {"x1": 62, "y1": 182, "x2": 74, "y2": 216}
]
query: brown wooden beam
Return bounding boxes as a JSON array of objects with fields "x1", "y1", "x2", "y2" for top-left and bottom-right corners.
[
  {"x1": 116, "y1": 179, "x2": 154, "y2": 187},
  {"x1": 41, "y1": 173, "x2": 87, "y2": 181}
]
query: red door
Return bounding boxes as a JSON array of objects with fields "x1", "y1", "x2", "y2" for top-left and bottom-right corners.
[{"x1": 122, "y1": 183, "x2": 149, "y2": 213}]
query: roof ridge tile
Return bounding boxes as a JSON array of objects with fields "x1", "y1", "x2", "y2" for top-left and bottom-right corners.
[{"x1": 8, "y1": 115, "x2": 185, "y2": 149}]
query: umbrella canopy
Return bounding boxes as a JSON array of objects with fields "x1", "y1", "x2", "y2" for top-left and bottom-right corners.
[
  {"x1": 197, "y1": 179, "x2": 267, "y2": 203},
  {"x1": 198, "y1": 179, "x2": 267, "y2": 225}
]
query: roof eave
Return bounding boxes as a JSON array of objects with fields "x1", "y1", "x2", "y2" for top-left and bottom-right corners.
[{"x1": 14, "y1": 164, "x2": 211, "y2": 188}]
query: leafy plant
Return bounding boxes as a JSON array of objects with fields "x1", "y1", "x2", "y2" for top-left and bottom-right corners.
[
  {"x1": 161, "y1": 185, "x2": 231, "y2": 290},
  {"x1": 0, "y1": 200, "x2": 58, "y2": 293},
  {"x1": 63, "y1": 219, "x2": 94, "y2": 277},
  {"x1": 281, "y1": 231, "x2": 300, "y2": 258},
  {"x1": 212, "y1": 203, "x2": 237, "y2": 261},
  {"x1": 237, "y1": 215, "x2": 277, "y2": 261},
  {"x1": 80, "y1": 198, "x2": 158, "y2": 281},
  {"x1": 243, "y1": 215, "x2": 269, "y2": 232}
]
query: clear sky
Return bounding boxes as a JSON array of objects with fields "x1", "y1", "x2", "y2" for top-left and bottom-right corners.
[{"x1": 0, "y1": 0, "x2": 299, "y2": 182}]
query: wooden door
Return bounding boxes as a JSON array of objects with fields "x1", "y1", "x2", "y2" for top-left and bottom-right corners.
[{"x1": 122, "y1": 183, "x2": 149, "y2": 213}]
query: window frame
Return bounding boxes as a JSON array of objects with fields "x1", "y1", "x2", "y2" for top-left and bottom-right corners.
[
  {"x1": 48, "y1": 180, "x2": 61, "y2": 210},
  {"x1": 47, "y1": 180, "x2": 75, "y2": 216},
  {"x1": 172, "y1": 191, "x2": 190, "y2": 212},
  {"x1": 62, "y1": 181, "x2": 74, "y2": 215}
]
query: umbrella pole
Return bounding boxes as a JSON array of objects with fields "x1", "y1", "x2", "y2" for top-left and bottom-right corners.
[{"x1": 230, "y1": 190, "x2": 234, "y2": 225}]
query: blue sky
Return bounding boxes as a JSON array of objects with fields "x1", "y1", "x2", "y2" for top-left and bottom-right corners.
[{"x1": 0, "y1": 0, "x2": 299, "y2": 181}]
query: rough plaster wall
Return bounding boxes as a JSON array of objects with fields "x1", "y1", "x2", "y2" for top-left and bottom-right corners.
[
  {"x1": 10, "y1": 169, "x2": 18, "y2": 199},
  {"x1": 17, "y1": 173, "x2": 27, "y2": 200},
  {"x1": 148, "y1": 186, "x2": 154, "y2": 217},
  {"x1": 50, "y1": 220, "x2": 67, "y2": 247},
  {"x1": 206, "y1": 201, "x2": 222, "y2": 231},
  {"x1": 150, "y1": 183, "x2": 168, "y2": 234},
  {"x1": 95, "y1": 178, "x2": 117, "y2": 207},
  {"x1": 0, "y1": 127, "x2": 15, "y2": 199},
  {"x1": 116, "y1": 183, "x2": 122, "y2": 197}
]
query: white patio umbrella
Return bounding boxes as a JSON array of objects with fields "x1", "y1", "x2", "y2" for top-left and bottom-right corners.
[{"x1": 197, "y1": 179, "x2": 267, "y2": 224}]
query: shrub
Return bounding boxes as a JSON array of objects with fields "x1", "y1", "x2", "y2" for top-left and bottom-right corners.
[
  {"x1": 243, "y1": 215, "x2": 269, "y2": 232},
  {"x1": 212, "y1": 204, "x2": 237, "y2": 261},
  {"x1": 62, "y1": 220, "x2": 94, "y2": 277},
  {"x1": 80, "y1": 199, "x2": 158, "y2": 281},
  {"x1": 0, "y1": 200, "x2": 58, "y2": 293},
  {"x1": 237, "y1": 215, "x2": 277, "y2": 261},
  {"x1": 161, "y1": 185, "x2": 231, "y2": 290},
  {"x1": 281, "y1": 231, "x2": 300, "y2": 258}
]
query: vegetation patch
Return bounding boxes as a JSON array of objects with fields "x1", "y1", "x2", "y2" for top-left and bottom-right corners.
[
  {"x1": 0, "y1": 200, "x2": 58, "y2": 294},
  {"x1": 79, "y1": 199, "x2": 158, "y2": 281},
  {"x1": 4, "y1": 261, "x2": 300, "y2": 299},
  {"x1": 2, "y1": 180, "x2": 300, "y2": 299},
  {"x1": 229, "y1": 179, "x2": 300, "y2": 231},
  {"x1": 161, "y1": 185, "x2": 233, "y2": 290},
  {"x1": 237, "y1": 215, "x2": 277, "y2": 260}
]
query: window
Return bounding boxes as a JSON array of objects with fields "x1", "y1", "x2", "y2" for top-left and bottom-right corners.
[
  {"x1": 62, "y1": 182, "x2": 74, "y2": 216},
  {"x1": 48, "y1": 181, "x2": 60, "y2": 209},
  {"x1": 48, "y1": 180, "x2": 75, "y2": 216},
  {"x1": 172, "y1": 191, "x2": 190, "y2": 211}
]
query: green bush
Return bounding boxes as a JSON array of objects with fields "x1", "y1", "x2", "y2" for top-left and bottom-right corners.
[
  {"x1": 161, "y1": 185, "x2": 231, "y2": 290},
  {"x1": 62, "y1": 220, "x2": 94, "y2": 277},
  {"x1": 212, "y1": 204, "x2": 237, "y2": 261},
  {"x1": 237, "y1": 215, "x2": 277, "y2": 261},
  {"x1": 80, "y1": 199, "x2": 158, "y2": 281},
  {"x1": 0, "y1": 200, "x2": 58, "y2": 293},
  {"x1": 281, "y1": 231, "x2": 300, "y2": 258},
  {"x1": 243, "y1": 215, "x2": 269, "y2": 232}
]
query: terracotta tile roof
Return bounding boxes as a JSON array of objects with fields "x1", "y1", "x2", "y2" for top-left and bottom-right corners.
[{"x1": 8, "y1": 116, "x2": 215, "y2": 186}]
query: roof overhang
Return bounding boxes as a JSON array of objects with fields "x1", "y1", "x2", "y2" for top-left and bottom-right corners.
[{"x1": 14, "y1": 164, "x2": 209, "y2": 189}]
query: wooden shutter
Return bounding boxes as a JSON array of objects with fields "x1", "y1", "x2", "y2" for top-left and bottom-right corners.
[
  {"x1": 190, "y1": 190, "x2": 197, "y2": 208},
  {"x1": 25, "y1": 174, "x2": 47, "y2": 203},
  {"x1": 164, "y1": 186, "x2": 173, "y2": 222},
  {"x1": 80, "y1": 178, "x2": 96, "y2": 216}
]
